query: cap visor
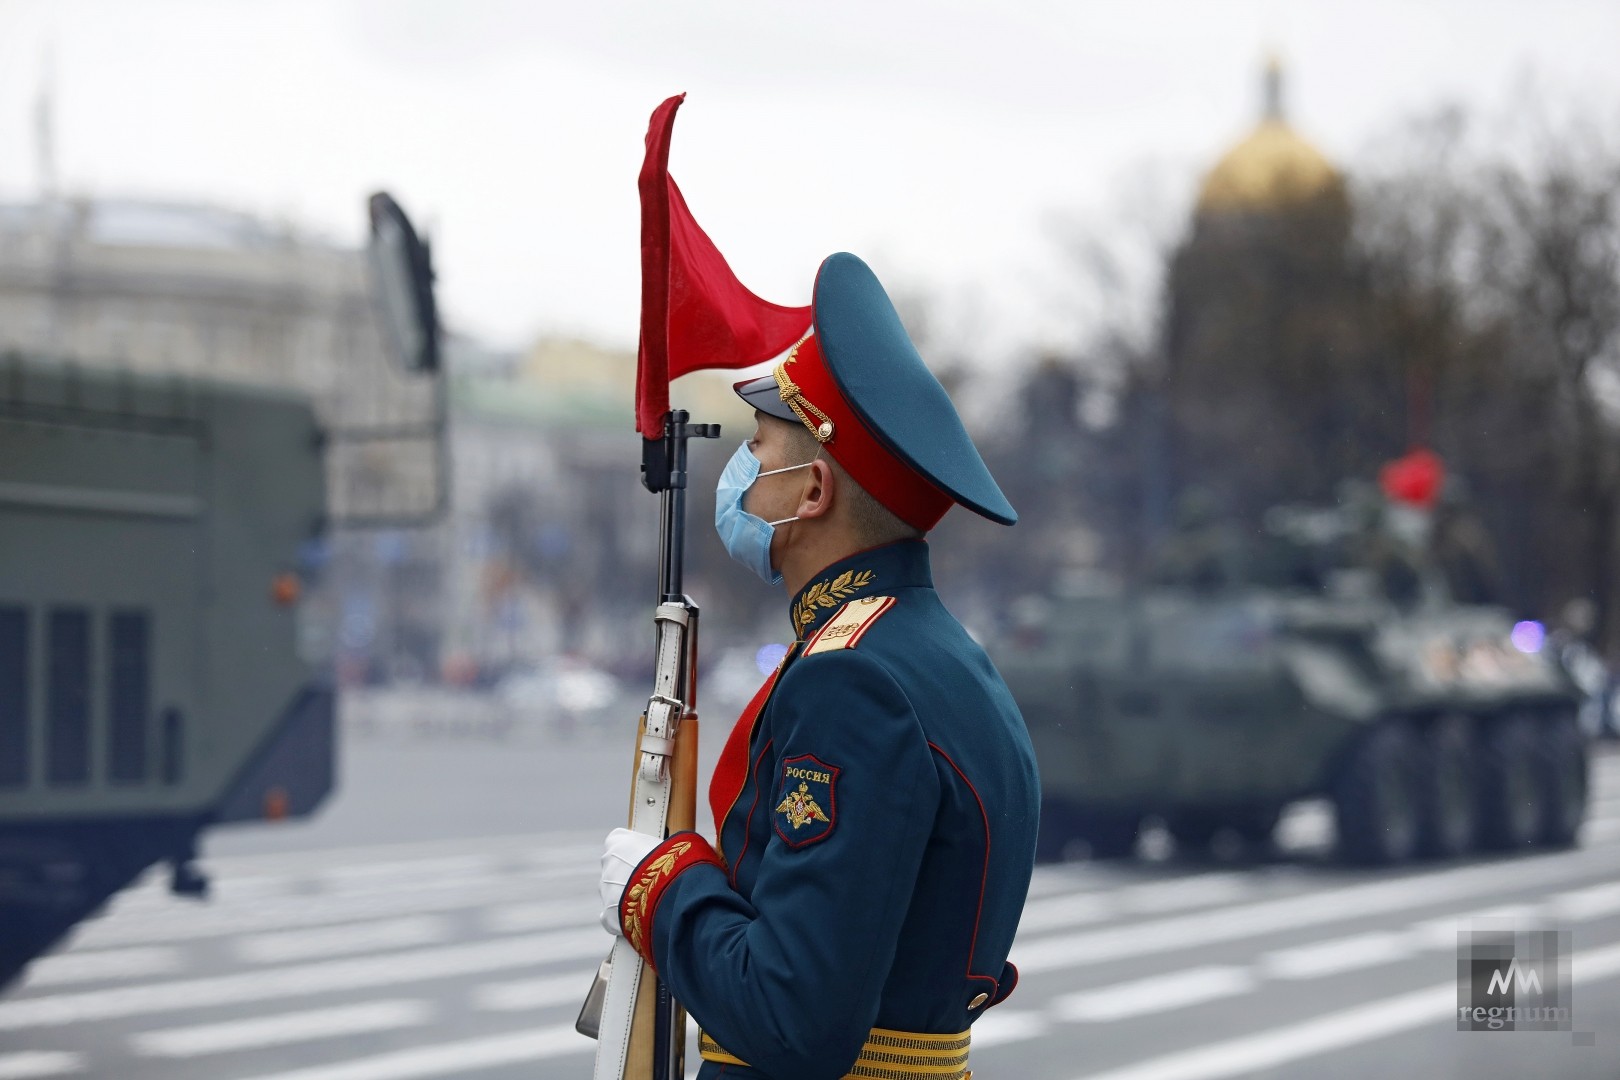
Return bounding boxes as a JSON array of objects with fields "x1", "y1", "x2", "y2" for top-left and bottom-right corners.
[{"x1": 733, "y1": 374, "x2": 798, "y2": 423}]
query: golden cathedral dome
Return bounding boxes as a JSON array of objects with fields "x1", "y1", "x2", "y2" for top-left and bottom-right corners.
[{"x1": 1196, "y1": 57, "x2": 1343, "y2": 214}]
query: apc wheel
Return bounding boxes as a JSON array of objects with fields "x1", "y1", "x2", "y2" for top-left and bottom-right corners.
[
  {"x1": 1036, "y1": 801, "x2": 1138, "y2": 861},
  {"x1": 1415, "y1": 716, "x2": 1478, "y2": 859},
  {"x1": 1535, "y1": 712, "x2": 1588, "y2": 848},
  {"x1": 1332, "y1": 722, "x2": 1421, "y2": 865},
  {"x1": 1476, "y1": 716, "x2": 1540, "y2": 852},
  {"x1": 1169, "y1": 808, "x2": 1277, "y2": 857},
  {"x1": 1167, "y1": 812, "x2": 1221, "y2": 854},
  {"x1": 1227, "y1": 807, "x2": 1280, "y2": 850}
]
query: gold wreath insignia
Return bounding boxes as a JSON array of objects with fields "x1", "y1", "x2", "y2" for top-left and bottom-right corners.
[
  {"x1": 792, "y1": 568, "x2": 874, "y2": 637},
  {"x1": 623, "y1": 840, "x2": 692, "y2": 955}
]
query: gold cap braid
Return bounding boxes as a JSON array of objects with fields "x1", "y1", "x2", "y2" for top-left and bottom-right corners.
[{"x1": 773, "y1": 336, "x2": 835, "y2": 443}]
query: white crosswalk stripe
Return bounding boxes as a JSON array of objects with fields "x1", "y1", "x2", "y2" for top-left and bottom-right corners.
[
  {"x1": 0, "y1": 928, "x2": 607, "y2": 1030},
  {"x1": 1051, "y1": 967, "x2": 1257, "y2": 1023},
  {"x1": 193, "y1": 832, "x2": 601, "y2": 878},
  {"x1": 478, "y1": 899, "x2": 585, "y2": 934},
  {"x1": 971, "y1": 861, "x2": 1620, "y2": 1043},
  {"x1": 131, "y1": 1001, "x2": 433, "y2": 1058},
  {"x1": 1012, "y1": 838, "x2": 1620, "y2": 973},
  {"x1": 1547, "y1": 878, "x2": 1620, "y2": 920},
  {"x1": 226, "y1": 1022, "x2": 590, "y2": 1080},
  {"x1": 1259, "y1": 930, "x2": 1414, "y2": 980},
  {"x1": 315, "y1": 854, "x2": 509, "y2": 887},
  {"x1": 0, "y1": 1053, "x2": 84, "y2": 1080},
  {"x1": 103, "y1": 838, "x2": 600, "y2": 917},
  {"x1": 68, "y1": 869, "x2": 593, "y2": 950},
  {"x1": 111, "y1": 876, "x2": 299, "y2": 913},
  {"x1": 1111, "y1": 873, "x2": 1260, "y2": 915},
  {"x1": 15, "y1": 947, "x2": 183, "y2": 990},
  {"x1": 471, "y1": 970, "x2": 597, "y2": 1012},
  {"x1": 969, "y1": 1009, "x2": 1050, "y2": 1048},
  {"x1": 1014, "y1": 890, "x2": 1121, "y2": 934},
  {"x1": 233, "y1": 916, "x2": 454, "y2": 965},
  {"x1": 1405, "y1": 904, "x2": 1541, "y2": 949},
  {"x1": 1016, "y1": 872, "x2": 1268, "y2": 935},
  {"x1": 1061, "y1": 940, "x2": 1620, "y2": 1080}
]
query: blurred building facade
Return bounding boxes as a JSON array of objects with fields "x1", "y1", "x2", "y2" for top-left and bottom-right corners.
[
  {"x1": 438, "y1": 341, "x2": 765, "y2": 685},
  {"x1": 0, "y1": 198, "x2": 371, "y2": 396}
]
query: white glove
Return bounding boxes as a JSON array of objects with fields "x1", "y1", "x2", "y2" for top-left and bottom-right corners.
[{"x1": 599, "y1": 827, "x2": 662, "y2": 936}]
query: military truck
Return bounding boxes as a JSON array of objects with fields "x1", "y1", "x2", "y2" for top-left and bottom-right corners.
[
  {"x1": 0, "y1": 193, "x2": 443, "y2": 988},
  {"x1": 995, "y1": 499, "x2": 1589, "y2": 866}
]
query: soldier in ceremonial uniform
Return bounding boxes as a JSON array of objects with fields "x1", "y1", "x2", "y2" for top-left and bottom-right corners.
[{"x1": 599, "y1": 252, "x2": 1040, "y2": 1080}]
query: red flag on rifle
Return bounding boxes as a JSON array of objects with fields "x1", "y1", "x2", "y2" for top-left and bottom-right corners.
[{"x1": 635, "y1": 93, "x2": 814, "y2": 439}]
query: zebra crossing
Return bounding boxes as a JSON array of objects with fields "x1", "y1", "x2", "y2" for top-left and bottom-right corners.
[{"x1": 1, "y1": 756, "x2": 1617, "y2": 1079}]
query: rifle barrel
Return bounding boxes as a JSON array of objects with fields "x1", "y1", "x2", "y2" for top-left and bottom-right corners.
[{"x1": 658, "y1": 409, "x2": 689, "y2": 602}]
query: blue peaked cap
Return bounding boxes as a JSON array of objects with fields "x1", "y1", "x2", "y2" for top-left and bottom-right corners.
[
  {"x1": 815, "y1": 253, "x2": 1016, "y2": 526},
  {"x1": 736, "y1": 253, "x2": 1017, "y2": 526}
]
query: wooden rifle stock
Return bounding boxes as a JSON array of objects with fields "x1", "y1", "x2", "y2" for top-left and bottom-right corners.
[{"x1": 616, "y1": 712, "x2": 698, "y2": 1078}]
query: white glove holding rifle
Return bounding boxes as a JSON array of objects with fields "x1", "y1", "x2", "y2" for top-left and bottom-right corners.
[{"x1": 599, "y1": 828, "x2": 662, "y2": 936}]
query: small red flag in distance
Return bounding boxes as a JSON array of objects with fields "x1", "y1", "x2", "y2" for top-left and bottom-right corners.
[{"x1": 1378, "y1": 448, "x2": 1446, "y2": 509}]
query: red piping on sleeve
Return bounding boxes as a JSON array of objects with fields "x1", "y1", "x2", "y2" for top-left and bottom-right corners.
[
  {"x1": 929, "y1": 742, "x2": 996, "y2": 994},
  {"x1": 729, "y1": 740, "x2": 775, "y2": 886}
]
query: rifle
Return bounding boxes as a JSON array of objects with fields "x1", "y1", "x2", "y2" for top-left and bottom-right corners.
[
  {"x1": 576, "y1": 90, "x2": 814, "y2": 1080},
  {"x1": 578, "y1": 410, "x2": 718, "y2": 1080}
]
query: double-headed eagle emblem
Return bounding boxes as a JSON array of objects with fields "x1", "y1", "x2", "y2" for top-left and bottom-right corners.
[{"x1": 774, "y1": 782, "x2": 830, "y2": 830}]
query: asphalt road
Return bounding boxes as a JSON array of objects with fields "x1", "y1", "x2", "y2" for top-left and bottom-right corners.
[{"x1": 2, "y1": 691, "x2": 1618, "y2": 1080}]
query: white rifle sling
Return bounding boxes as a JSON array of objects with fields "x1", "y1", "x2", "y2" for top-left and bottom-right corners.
[
  {"x1": 594, "y1": 601, "x2": 691, "y2": 1080},
  {"x1": 595, "y1": 937, "x2": 646, "y2": 1080},
  {"x1": 640, "y1": 603, "x2": 688, "y2": 782}
]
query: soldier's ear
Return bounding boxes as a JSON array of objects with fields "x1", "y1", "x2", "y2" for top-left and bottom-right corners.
[{"x1": 795, "y1": 459, "x2": 835, "y2": 521}]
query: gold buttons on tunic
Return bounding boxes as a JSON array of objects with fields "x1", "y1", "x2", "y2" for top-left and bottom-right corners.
[{"x1": 968, "y1": 992, "x2": 989, "y2": 1010}]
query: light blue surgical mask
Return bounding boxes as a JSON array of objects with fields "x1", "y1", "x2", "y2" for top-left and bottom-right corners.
[{"x1": 715, "y1": 442, "x2": 814, "y2": 585}]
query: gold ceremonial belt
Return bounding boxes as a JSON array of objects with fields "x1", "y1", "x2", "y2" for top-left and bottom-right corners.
[{"x1": 698, "y1": 1027, "x2": 972, "y2": 1079}]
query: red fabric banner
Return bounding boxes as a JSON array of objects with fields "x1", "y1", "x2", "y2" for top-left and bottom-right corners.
[{"x1": 636, "y1": 94, "x2": 813, "y2": 438}]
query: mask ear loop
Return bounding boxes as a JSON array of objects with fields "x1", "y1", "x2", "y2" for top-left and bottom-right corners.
[
  {"x1": 756, "y1": 461, "x2": 813, "y2": 479},
  {"x1": 760, "y1": 450, "x2": 824, "y2": 528}
]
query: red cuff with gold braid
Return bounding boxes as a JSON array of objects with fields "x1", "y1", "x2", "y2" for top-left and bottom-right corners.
[{"x1": 619, "y1": 831, "x2": 724, "y2": 967}]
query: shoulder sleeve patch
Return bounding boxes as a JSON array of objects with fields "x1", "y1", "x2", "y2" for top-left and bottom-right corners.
[
  {"x1": 773, "y1": 754, "x2": 840, "y2": 848},
  {"x1": 803, "y1": 595, "x2": 895, "y2": 656}
]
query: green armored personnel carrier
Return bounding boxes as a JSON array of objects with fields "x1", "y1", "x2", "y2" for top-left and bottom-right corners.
[
  {"x1": 0, "y1": 193, "x2": 443, "y2": 988},
  {"x1": 995, "y1": 500, "x2": 1589, "y2": 866}
]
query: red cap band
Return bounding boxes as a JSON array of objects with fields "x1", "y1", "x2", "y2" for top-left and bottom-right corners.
[{"x1": 780, "y1": 335, "x2": 952, "y2": 531}]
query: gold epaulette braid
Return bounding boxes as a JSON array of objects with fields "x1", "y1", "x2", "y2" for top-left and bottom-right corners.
[
  {"x1": 774, "y1": 337, "x2": 836, "y2": 444},
  {"x1": 698, "y1": 1026, "x2": 971, "y2": 1079}
]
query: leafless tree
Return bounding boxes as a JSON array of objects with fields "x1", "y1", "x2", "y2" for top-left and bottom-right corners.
[{"x1": 1357, "y1": 98, "x2": 1620, "y2": 649}]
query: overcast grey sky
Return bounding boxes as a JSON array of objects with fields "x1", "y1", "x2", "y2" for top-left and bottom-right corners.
[{"x1": 2, "y1": 0, "x2": 1617, "y2": 362}]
